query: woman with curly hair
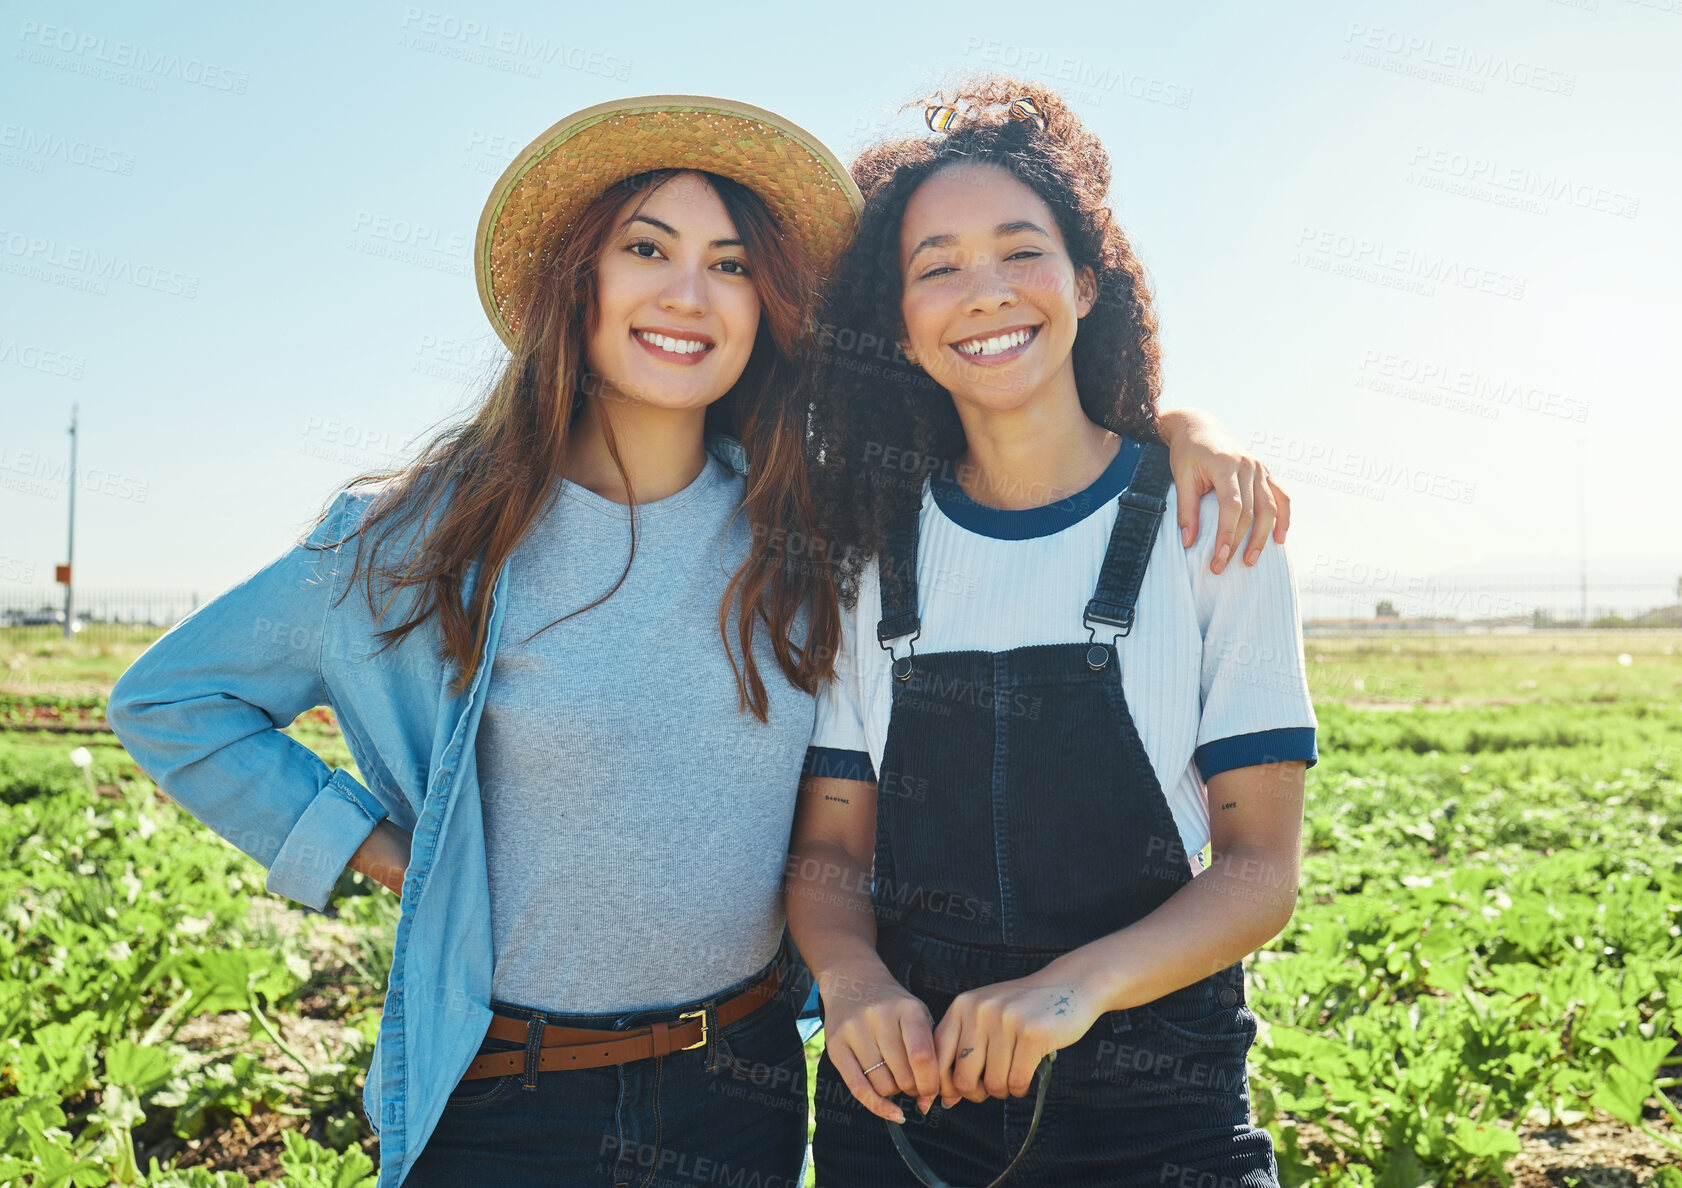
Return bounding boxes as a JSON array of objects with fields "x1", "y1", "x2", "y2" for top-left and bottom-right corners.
[{"x1": 788, "y1": 78, "x2": 1315, "y2": 1187}]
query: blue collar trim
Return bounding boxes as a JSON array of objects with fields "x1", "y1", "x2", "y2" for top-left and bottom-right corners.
[{"x1": 930, "y1": 437, "x2": 1142, "y2": 541}]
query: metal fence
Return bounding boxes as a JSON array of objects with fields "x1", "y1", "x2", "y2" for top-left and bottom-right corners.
[
  {"x1": 0, "y1": 589, "x2": 198, "y2": 646},
  {"x1": 1, "y1": 583, "x2": 1677, "y2": 649},
  {"x1": 1299, "y1": 577, "x2": 1681, "y2": 629}
]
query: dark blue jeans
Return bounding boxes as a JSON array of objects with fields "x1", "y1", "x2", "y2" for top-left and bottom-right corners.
[
  {"x1": 812, "y1": 932, "x2": 1279, "y2": 1188},
  {"x1": 407, "y1": 977, "x2": 808, "y2": 1187}
]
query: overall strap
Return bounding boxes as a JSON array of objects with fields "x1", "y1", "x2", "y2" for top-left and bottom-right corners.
[
  {"x1": 1084, "y1": 439, "x2": 1172, "y2": 642},
  {"x1": 875, "y1": 506, "x2": 922, "y2": 678}
]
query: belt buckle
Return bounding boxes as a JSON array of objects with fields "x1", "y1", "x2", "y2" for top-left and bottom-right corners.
[{"x1": 677, "y1": 1007, "x2": 708, "y2": 1052}]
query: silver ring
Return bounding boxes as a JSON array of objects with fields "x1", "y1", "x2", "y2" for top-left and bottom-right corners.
[{"x1": 862, "y1": 1059, "x2": 888, "y2": 1075}]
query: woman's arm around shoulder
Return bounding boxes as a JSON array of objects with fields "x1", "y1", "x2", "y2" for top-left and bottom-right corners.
[{"x1": 1157, "y1": 407, "x2": 1291, "y2": 573}]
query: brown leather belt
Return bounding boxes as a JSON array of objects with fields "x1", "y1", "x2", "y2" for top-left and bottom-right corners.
[{"x1": 458, "y1": 963, "x2": 784, "y2": 1081}]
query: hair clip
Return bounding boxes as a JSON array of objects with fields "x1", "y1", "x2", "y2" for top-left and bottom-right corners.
[
  {"x1": 1006, "y1": 96, "x2": 1047, "y2": 131},
  {"x1": 924, "y1": 96, "x2": 1046, "y2": 135},
  {"x1": 925, "y1": 103, "x2": 959, "y2": 133}
]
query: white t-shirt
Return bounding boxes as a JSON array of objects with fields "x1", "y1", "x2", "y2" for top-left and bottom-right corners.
[{"x1": 804, "y1": 437, "x2": 1318, "y2": 876}]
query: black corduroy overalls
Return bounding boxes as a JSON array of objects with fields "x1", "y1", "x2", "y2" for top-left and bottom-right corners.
[{"x1": 811, "y1": 442, "x2": 1280, "y2": 1188}]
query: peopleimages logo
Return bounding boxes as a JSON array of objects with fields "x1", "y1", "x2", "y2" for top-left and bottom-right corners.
[
  {"x1": 1341, "y1": 22, "x2": 1578, "y2": 95},
  {"x1": 0, "y1": 123, "x2": 136, "y2": 175},
  {"x1": 15, "y1": 21, "x2": 250, "y2": 93},
  {"x1": 0, "y1": 228, "x2": 200, "y2": 298},
  {"x1": 0, "y1": 446, "x2": 149, "y2": 503},
  {"x1": 1355, "y1": 350, "x2": 1589, "y2": 424},
  {"x1": 0, "y1": 556, "x2": 39, "y2": 583},
  {"x1": 397, "y1": 9, "x2": 631, "y2": 80},
  {"x1": 1250, "y1": 433, "x2": 1477, "y2": 505},
  {"x1": 346, "y1": 211, "x2": 470, "y2": 278},
  {"x1": 0, "y1": 336, "x2": 85, "y2": 380},
  {"x1": 1305, "y1": 554, "x2": 1533, "y2": 620},
  {"x1": 1294, "y1": 227, "x2": 1526, "y2": 301},
  {"x1": 960, "y1": 36, "x2": 1193, "y2": 109},
  {"x1": 1407, "y1": 146, "x2": 1639, "y2": 220}
]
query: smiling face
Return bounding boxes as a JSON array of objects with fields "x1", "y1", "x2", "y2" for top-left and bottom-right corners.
[
  {"x1": 584, "y1": 170, "x2": 762, "y2": 412},
  {"x1": 897, "y1": 162, "x2": 1095, "y2": 413}
]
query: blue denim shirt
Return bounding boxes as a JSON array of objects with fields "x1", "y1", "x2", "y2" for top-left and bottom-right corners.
[{"x1": 108, "y1": 437, "x2": 764, "y2": 1187}]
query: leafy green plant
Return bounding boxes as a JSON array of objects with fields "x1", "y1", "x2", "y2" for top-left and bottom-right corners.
[{"x1": 274, "y1": 1129, "x2": 376, "y2": 1188}]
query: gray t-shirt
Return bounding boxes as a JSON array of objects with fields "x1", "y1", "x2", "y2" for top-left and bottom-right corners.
[{"x1": 475, "y1": 444, "x2": 814, "y2": 1014}]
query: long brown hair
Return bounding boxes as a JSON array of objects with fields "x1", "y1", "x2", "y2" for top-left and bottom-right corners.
[{"x1": 311, "y1": 169, "x2": 839, "y2": 720}]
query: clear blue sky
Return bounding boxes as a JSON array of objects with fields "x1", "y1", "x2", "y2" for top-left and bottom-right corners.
[{"x1": 4, "y1": 0, "x2": 1678, "y2": 619}]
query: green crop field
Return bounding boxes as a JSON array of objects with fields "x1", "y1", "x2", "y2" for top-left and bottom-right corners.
[{"x1": 3, "y1": 631, "x2": 1680, "y2": 1186}]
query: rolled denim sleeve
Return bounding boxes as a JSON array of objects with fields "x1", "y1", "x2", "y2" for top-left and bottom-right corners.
[{"x1": 107, "y1": 490, "x2": 388, "y2": 912}]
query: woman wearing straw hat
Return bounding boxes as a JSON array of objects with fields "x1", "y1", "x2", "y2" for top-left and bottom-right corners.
[{"x1": 107, "y1": 94, "x2": 1288, "y2": 1187}]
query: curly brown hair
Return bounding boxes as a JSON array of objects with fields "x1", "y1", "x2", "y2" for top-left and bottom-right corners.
[{"x1": 809, "y1": 75, "x2": 1164, "y2": 605}]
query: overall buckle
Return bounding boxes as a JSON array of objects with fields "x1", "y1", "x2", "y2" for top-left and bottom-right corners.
[{"x1": 879, "y1": 628, "x2": 920, "y2": 681}]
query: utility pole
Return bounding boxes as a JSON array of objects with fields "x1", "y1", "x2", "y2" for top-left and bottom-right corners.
[
  {"x1": 1577, "y1": 436, "x2": 1587, "y2": 628},
  {"x1": 62, "y1": 404, "x2": 77, "y2": 640}
]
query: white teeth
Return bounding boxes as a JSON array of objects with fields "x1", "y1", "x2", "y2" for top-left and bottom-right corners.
[
  {"x1": 637, "y1": 331, "x2": 708, "y2": 355},
  {"x1": 955, "y1": 327, "x2": 1034, "y2": 356}
]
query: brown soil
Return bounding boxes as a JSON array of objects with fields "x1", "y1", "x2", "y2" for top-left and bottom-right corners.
[
  {"x1": 1269, "y1": 1111, "x2": 1682, "y2": 1187},
  {"x1": 1508, "y1": 1114, "x2": 1682, "y2": 1188},
  {"x1": 144, "y1": 1006, "x2": 383, "y2": 1177},
  {"x1": 171, "y1": 1008, "x2": 366, "y2": 1080},
  {"x1": 155, "y1": 1104, "x2": 293, "y2": 1179},
  {"x1": 152, "y1": 1105, "x2": 379, "y2": 1180}
]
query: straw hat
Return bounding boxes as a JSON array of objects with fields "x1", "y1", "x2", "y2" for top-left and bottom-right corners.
[{"x1": 474, "y1": 94, "x2": 864, "y2": 349}]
